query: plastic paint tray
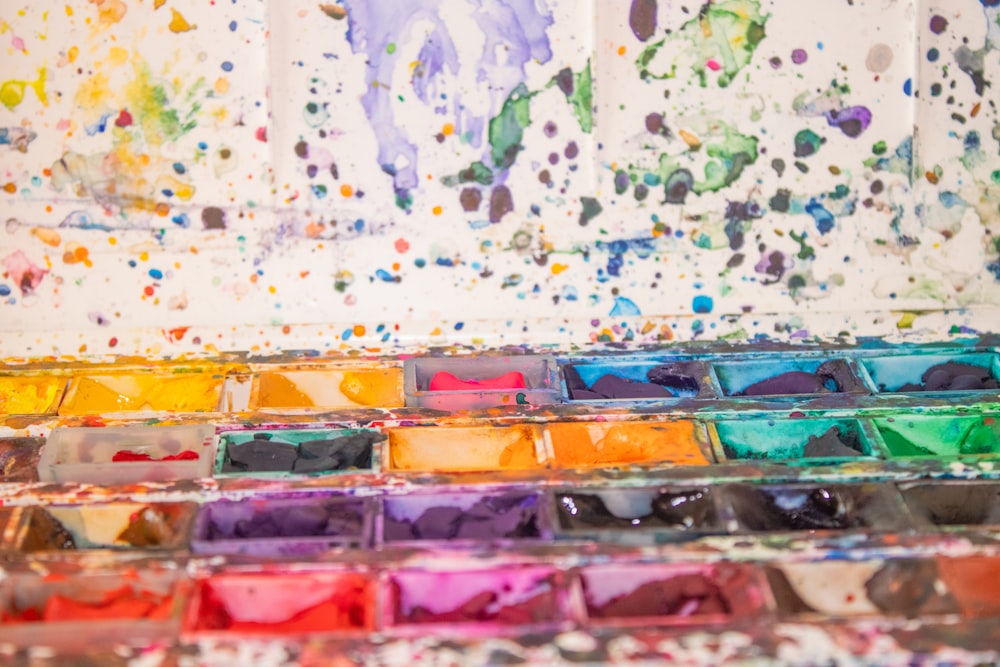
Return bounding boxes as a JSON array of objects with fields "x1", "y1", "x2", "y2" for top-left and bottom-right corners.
[{"x1": 403, "y1": 355, "x2": 561, "y2": 410}]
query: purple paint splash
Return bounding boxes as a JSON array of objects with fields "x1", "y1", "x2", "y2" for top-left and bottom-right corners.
[
  {"x1": 824, "y1": 106, "x2": 872, "y2": 138},
  {"x1": 339, "y1": 0, "x2": 554, "y2": 209}
]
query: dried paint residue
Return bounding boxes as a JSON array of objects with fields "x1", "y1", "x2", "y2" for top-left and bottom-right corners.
[
  {"x1": 59, "y1": 373, "x2": 224, "y2": 414},
  {"x1": 0, "y1": 376, "x2": 64, "y2": 415},
  {"x1": 389, "y1": 424, "x2": 542, "y2": 472},
  {"x1": 253, "y1": 369, "x2": 403, "y2": 409}
]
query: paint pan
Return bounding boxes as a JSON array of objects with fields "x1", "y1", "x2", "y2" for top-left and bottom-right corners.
[
  {"x1": 560, "y1": 357, "x2": 713, "y2": 401},
  {"x1": 552, "y1": 486, "x2": 724, "y2": 544},
  {"x1": 898, "y1": 481, "x2": 1000, "y2": 527},
  {"x1": 38, "y1": 424, "x2": 216, "y2": 484},
  {"x1": 937, "y1": 556, "x2": 1000, "y2": 618},
  {"x1": 191, "y1": 495, "x2": 371, "y2": 556},
  {"x1": 250, "y1": 366, "x2": 404, "y2": 411},
  {"x1": 711, "y1": 418, "x2": 878, "y2": 463},
  {"x1": 577, "y1": 562, "x2": 767, "y2": 627},
  {"x1": 0, "y1": 375, "x2": 65, "y2": 416},
  {"x1": 403, "y1": 355, "x2": 560, "y2": 410},
  {"x1": 0, "y1": 436, "x2": 43, "y2": 483},
  {"x1": 183, "y1": 569, "x2": 375, "y2": 636},
  {"x1": 860, "y1": 352, "x2": 1000, "y2": 393},
  {"x1": 874, "y1": 414, "x2": 1000, "y2": 458},
  {"x1": 0, "y1": 566, "x2": 185, "y2": 649},
  {"x1": 0, "y1": 508, "x2": 14, "y2": 551},
  {"x1": 387, "y1": 566, "x2": 565, "y2": 634},
  {"x1": 720, "y1": 482, "x2": 911, "y2": 533},
  {"x1": 765, "y1": 559, "x2": 960, "y2": 618},
  {"x1": 712, "y1": 357, "x2": 867, "y2": 398},
  {"x1": 382, "y1": 489, "x2": 551, "y2": 544},
  {"x1": 14, "y1": 503, "x2": 195, "y2": 552},
  {"x1": 59, "y1": 370, "x2": 225, "y2": 415},
  {"x1": 545, "y1": 420, "x2": 712, "y2": 469},
  {"x1": 215, "y1": 427, "x2": 383, "y2": 477},
  {"x1": 387, "y1": 423, "x2": 545, "y2": 472}
]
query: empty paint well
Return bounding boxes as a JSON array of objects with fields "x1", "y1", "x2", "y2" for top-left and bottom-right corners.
[
  {"x1": 250, "y1": 367, "x2": 404, "y2": 410},
  {"x1": 860, "y1": 352, "x2": 1000, "y2": 393},
  {"x1": 712, "y1": 357, "x2": 867, "y2": 398},
  {"x1": 899, "y1": 481, "x2": 1000, "y2": 527},
  {"x1": 0, "y1": 375, "x2": 65, "y2": 415},
  {"x1": 191, "y1": 495, "x2": 371, "y2": 556},
  {"x1": 215, "y1": 427, "x2": 383, "y2": 476},
  {"x1": 387, "y1": 566, "x2": 564, "y2": 632},
  {"x1": 545, "y1": 420, "x2": 712, "y2": 469},
  {"x1": 553, "y1": 486, "x2": 723, "y2": 544},
  {"x1": 382, "y1": 489, "x2": 550, "y2": 544},
  {"x1": 59, "y1": 370, "x2": 225, "y2": 415},
  {"x1": 765, "y1": 559, "x2": 959, "y2": 618},
  {"x1": 38, "y1": 424, "x2": 216, "y2": 484},
  {"x1": 874, "y1": 414, "x2": 1000, "y2": 458},
  {"x1": 561, "y1": 358, "x2": 712, "y2": 401},
  {"x1": 403, "y1": 356, "x2": 560, "y2": 410},
  {"x1": 712, "y1": 418, "x2": 877, "y2": 462},
  {"x1": 0, "y1": 567, "x2": 184, "y2": 649},
  {"x1": 937, "y1": 556, "x2": 1000, "y2": 618},
  {"x1": 578, "y1": 563, "x2": 767, "y2": 626},
  {"x1": 388, "y1": 423, "x2": 545, "y2": 472},
  {"x1": 14, "y1": 503, "x2": 195, "y2": 552},
  {"x1": 0, "y1": 436, "x2": 43, "y2": 483},
  {"x1": 184, "y1": 570, "x2": 375, "y2": 636},
  {"x1": 721, "y1": 482, "x2": 910, "y2": 533}
]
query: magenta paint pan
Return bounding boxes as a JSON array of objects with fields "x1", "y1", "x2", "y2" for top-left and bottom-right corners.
[
  {"x1": 576, "y1": 562, "x2": 768, "y2": 627},
  {"x1": 552, "y1": 486, "x2": 726, "y2": 545},
  {"x1": 381, "y1": 489, "x2": 551, "y2": 545},
  {"x1": 386, "y1": 566, "x2": 567, "y2": 634},
  {"x1": 0, "y1": 566, "x2": 187, "y2": 649},
  {"x1": 765, "y1": 559, "x2": 960, "y2": 619},
  {"x1": 191, "y1": 494, "x2": 372, "y2": 556},
  {"x1": 183, "y1": 569, "x2": 376, "y2": 637},
  {"x1": 403, "y1": 355, "x2": 560, "y2": 410},
  {"x1": 719, "y1": 481, "x2": 912, "y2": 533},
  {"x1": 14, "y1": 503, "x2": 195, "y2": 552},
  {"x1": 0, "y1": 436, "x2": 43, "y2": 483}
]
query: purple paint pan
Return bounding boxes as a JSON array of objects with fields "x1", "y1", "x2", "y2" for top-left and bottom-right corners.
[{"x1": 192, "y1": 494, "x2": 372, "y2": 556}]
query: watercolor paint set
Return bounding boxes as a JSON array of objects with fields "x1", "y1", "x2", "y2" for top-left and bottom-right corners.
[
  {"x1": 0, "y1": 341, "x2": 999, "y2": 663},
  {"x1": 5, "y1": 0, "x2": 1000, "y2": 663}
]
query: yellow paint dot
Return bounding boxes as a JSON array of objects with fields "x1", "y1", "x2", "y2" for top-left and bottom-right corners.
[
  {"x1": 65, "y1": 5, "x2": 73, "y2": 16},
  {"x1": 168, "y1": 8, "x2": 196, "y2": 33},
  {"x1": 340, "y1": 184, "x2": 353, "y2": 197},
  {"x1": 432, "y1": 205, "x2": 443, "y2": 215},
  {"x1": 441, "y1": 122, "x2": 454, "y2": 136},
  {"x1": 551, "y1": 263, "x2": 568, "y2": 275},
  {"x1": 139, "y1": 251, "x2": 149, "y2": 261},
  {"x1": 108, "y1": 46, "x2": 128, "y2": 66},
  {"x1": 268, "y1": 285, "x2": 276, "y2": 294},
  {"x1": 108, "y1": 236, "x2": 117, "y2": 245},
  {"x1": 68, "y1": 45, "x2": 78, "y2": 63},
  {"x1": 214, "y1": 77, "x2": 230, "y2": 94}
]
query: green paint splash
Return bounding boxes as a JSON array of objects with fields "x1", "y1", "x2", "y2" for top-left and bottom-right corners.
[
  {"x1": 489, "y1": 83, "x2": 533, "y2": 169},
  {"x1": 637, "y1": 0, "x2": 768, "y2": 88},
  {"x1": 646, "y1": 121, "x2": 758, "y2": 196},
  {"x1": 549, "y1": 60, "x2": 592, "y2": 133}
]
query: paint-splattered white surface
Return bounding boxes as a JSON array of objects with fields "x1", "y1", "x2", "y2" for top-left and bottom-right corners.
[{"x1": 1, "y1": 0, "x2": 999, "y2": 358}]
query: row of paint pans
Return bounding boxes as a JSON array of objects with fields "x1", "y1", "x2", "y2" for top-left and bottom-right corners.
[
  {"x1": 3, "y1": 478, "x2": 1000, "y2": 555},
  {"x1": 2, "y1": 411, "x2": 997, "y2": 487},
  {"x1": 1, "y1": 348, "x2": 998, "y2": 417},
  {"x1": 1, "y1": 549, "x2": 1000, "y2": 649}
]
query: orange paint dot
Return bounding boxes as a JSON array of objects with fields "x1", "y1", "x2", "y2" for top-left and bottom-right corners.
[
  {"x1": 391, "y1": 262, "x2": 400, "y2": 271},
  {"x1": 144, "y1": 285, "x2": 154, "y2": 296},
  {"x1": 617, "y1": 45, "x2": 626, "y2": 56},
  {"x1": 432, "y1": 205, "x2": 443, "y2": 215},
  {"x1": 340, "y1": 184, "x2": 354, "y2": 197},
  {"x1": 250, "y1": 273, "x2": 258, "y2": 284},
  {"x1": 3, "y1": 183, "x2": 16, "y2": 193},
  {"x1": 282, "y1": 325, "x2": 291, "y2": 334},
  {"x1": 352, "y1": 324, "x2": 366, "y2": 337},
  {"x1": 441, "y1": 122, "x2": 454, "y2": 136}
]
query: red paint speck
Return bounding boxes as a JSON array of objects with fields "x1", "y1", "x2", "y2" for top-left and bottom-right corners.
[
  {"x1": 115, "y1": 109, "x2": 133, "y2": 127},
  {"x1": 705, "y1": 59, "x2": 722, "y2": 71},
  {"x1": 143, "y1": 285, "x2": 154, "y2": 296},
  {"x1": 108, "y1": 337, "x2": 118, "y2": 348},
  {"x1": 788, "y1": 411, "x2": 806, "y2": 419},
  {"x1": 255, "y1": 126, "x2": 267, "y2": 142}
]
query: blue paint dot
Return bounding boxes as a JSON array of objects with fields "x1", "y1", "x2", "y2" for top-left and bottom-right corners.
[
  {"x1": 927, "y1": 48, "x2": 939, "y2": 62},
  {"x1": 128, "y1": 259, "x2": 137, "y2": 268},
  {"x1": 221, "y1": 61, "x2": 234, "y2": 72},
  {"x1": 342, "y1": 328, "x2": 352, "y2": 340},
  {"x1": 228, "y1": 20, "x2": 237, "y2": 31},
  {"x1": 903, "y1": 78, "x2": 913, "y2": 96},
  {"x1": 816, "y1": 42, "x2": 824, "y2": 50},
  {"x1": 0, "y1": 285, "x2": 10, "y2": 297},
  {"x1": 454, "y1": 322, "x2": 464, "y2": 330},
  {"x1": 414, "y1": 258, "x2": 426, "y2": 268},
  {"x1": 354, "y1": 219, "x2": 365, "y2": 232},
  {"x1": 172, "y1": 162, "x2": 186, "y2": 174},
  {"x1": 692, "y1": 295, "x2": 714, "y2": 313},
  {"x1": 149, "y1": 268, "x2": 163, "y2": 280},
  {"x1": 198, "y1": 141, "x2": 208, "y2": 150}
]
